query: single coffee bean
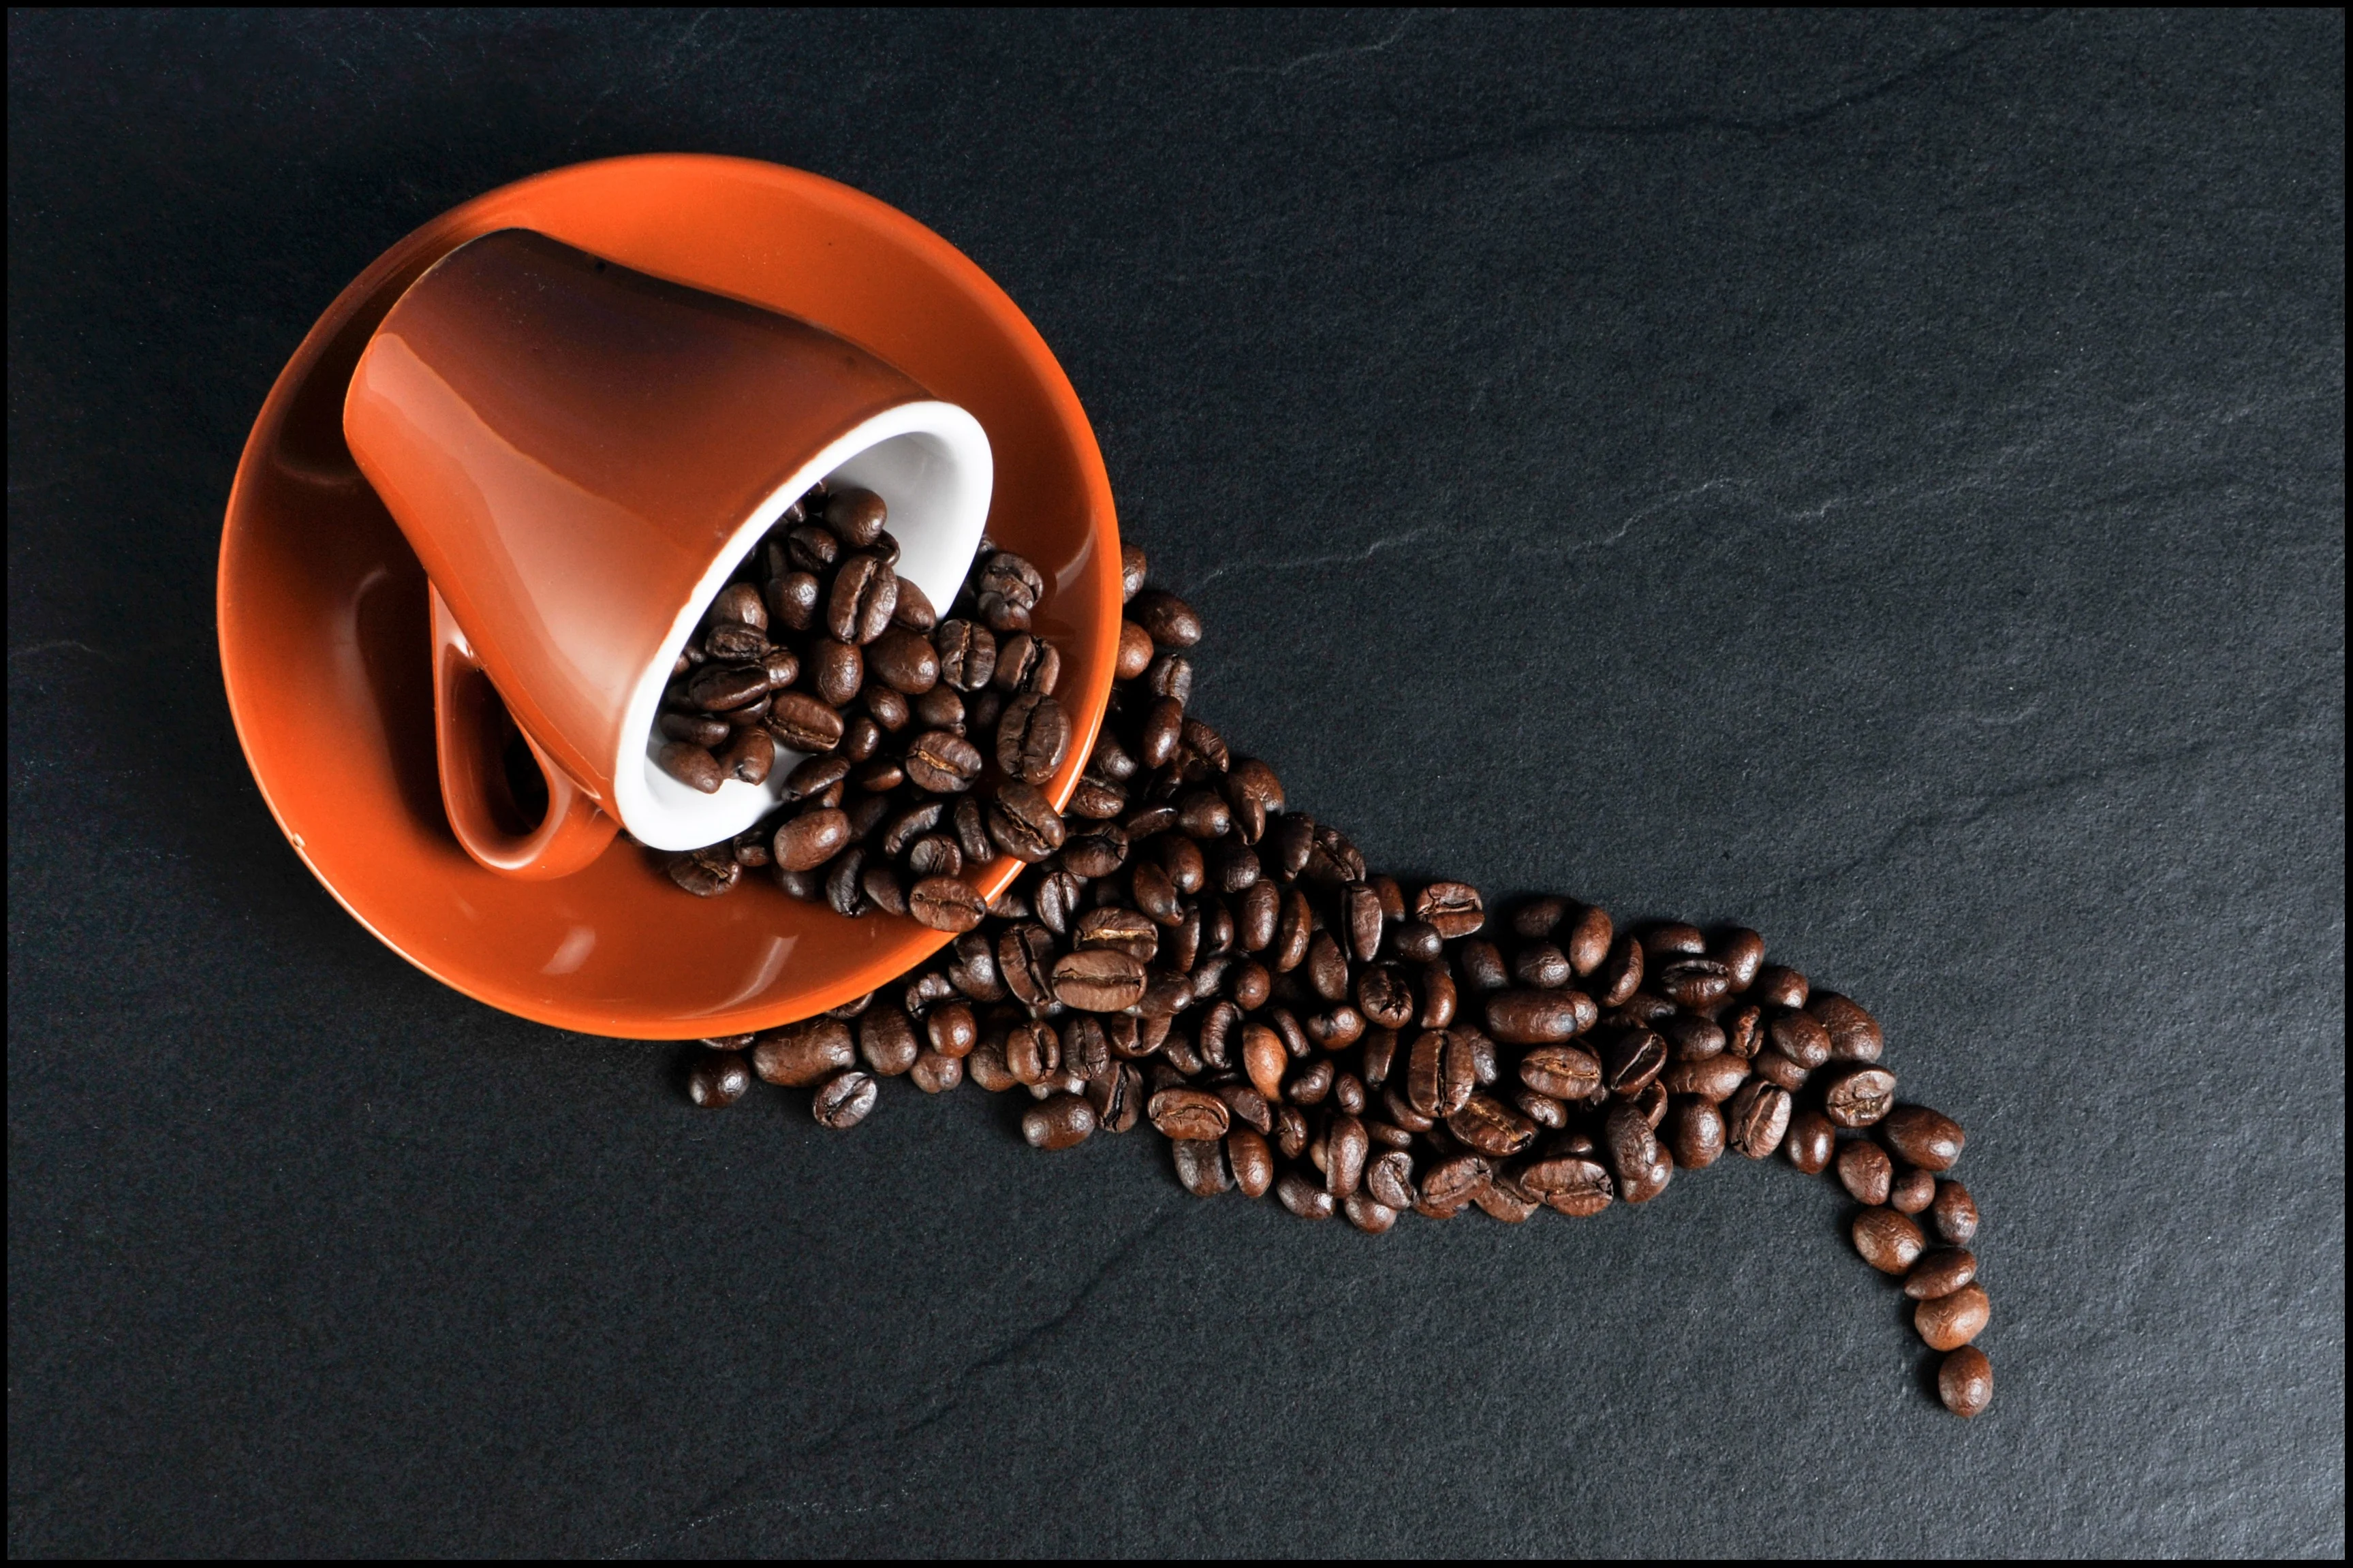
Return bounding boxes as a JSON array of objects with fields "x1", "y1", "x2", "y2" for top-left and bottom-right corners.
[
  {"x1": 773, "y1": 807, "x2": 852, "y2": 872},
  {"x1": 866, "y1": 626, "x2": 939, "y2": 693},
  {"x1": 1593, "y1": 935, "x2": 1644, "y2": 1007},
  {"x1": 1930, "y1": 1180, "x2": 1980, "y2": 1244},
  {"x1": 907, "y1": 875, "x2": 987, "y2": 932},
  {"x1": 1602, "y1": 1101, "x2": 1663, "y2": 1187},
  {"x1": 751, "y1": 1019, "x2": 856, "y2": 1086},
  {"x1": 1903, "y1": 1247, "x2": 1978, "y2": 1300},
  {"x1": 1128, "y1": 589, "x2": 1202, "y2": 647},
  {"x1": 987, "y1": 781, "x2": 1068, "y2": 863},
  {"x1": 827, "y1": 552, "x2": 899, "y2": 644},
  {"x1": 1415, "y1": 881, "x2": 1484, "y2": 939},
  {"x1": 1882, "y1": 1105, "x2": 1966, "y2": 1171},
  {"x1": 906, "y1": 834, "x2": 963, "y2": 879},
  {"x1": 1555, "y1": 905, "x2": 1609, "y2": 975},
  {"x1": 1724, "y1": 1079, "x2": 1792, "y2": 1158},
  {"x1": 1836, "y1": 1139, "x2": 1894, "y2": 1206},
  {"x1": 1115, "y1": 620, "x2": 1154, "y2": 679},
  {"x1": 1148, "y1": 1087, "x2": 1230, "y2": 1141},
  {"x1": 1418, "y1": 962, "x2": 1459, "y2": 1028},
  {"x1": 1484, "y1": 990, "x2": 1588, "y2": 1045},
  {"x1": 1420, "y1": 1153, "x2": 1493, "y2": 1209},
  {"x1": 1751, "y1": 964, "x2": 1809, "y2": 1009},
  {"x1": 1303, "y1": 930, "x2": 1349, "y2": 1003},
  {"x1": 1783, "y1": 1108, "x2": 1837, "y2": 1173},
  {"x1": 1052, "y1": 949, "x2": 1149, "y2": 1012},
  {"x1": 1642, "y1": 922, "x2": 1707, "y2": 958},
  {"x1": 1600, "y1": 1027, "x2": 1668, "y2": 1097},
  {"x1": 704, "y1": 618, "x2": 768, "y2": 661},
  {"x1": 997, "y1": 692, "x2": 1071, "y2": 785},
  {"x1": 658, "y1": 741, "x2": 724, "y2": 794},
  {"x1": 1914, "y1": 1284, "x2": 1991, "y2": 1351},
  {"x1": 811, "y1": 638, "x2": 863, "y2": 706},
  {"x1": 1024, "y1": 1093, "x2": 1098, "y2": 1151},
  {"x1": 1364, "y1": 1148, "x2": 1417, "y2": 1209},
  {"x1": 781, "y1": 753, "x2": 850, "y2": 802},
  {"x1": 1721, "y1": 1003, "x2": 1764, "y2": 1059},
  {"x1": 1343, "y1": 1193, "x2": 1399, "y2": 1234},
  {"x1": 858, "y1": 1006, "x2": 922, "y2": 1076},
  {"x1": 1820, "y1": 1064, "x2": 1899, "y2": 1128},
  {"x1": 1518, "y1": 1044, "x2": 1602, "y2": 1099},
  {"x1": 766, "y1": 569, "x2": 821, "y2": 633},
  {"x1": 1710, "y1": 926, "x2": 1766, "y2": 990},
  {"x1": 1663, "y1": 1096, "x2": 1727, "y2": 1169},
  {"x1": 719, "y1": 727, "x2": 775, "y2": 784},
  {"x1": 1388, "y1": 920, "x2": 1444, "y2": 966},
  {"x1": 1512, "y1": 943, "x2": 1574, "y2": 989},
  {"x1": 661, "y1": 711, "x2": 732, "y2": 747},
  {"x1": 1323, "y1": 1114, "x2": 1371, "y2": 1197},
  {"x1": 1352, "y1": 967, "x2": 1414, "y2": 1031},
  {"x1": 1807, "y1": 992, "x2": 1885, "y2": 1061},
  {"x1": 1768, "y1": 1009, "x2": 1834, "y2": 1069},
  {"x1": 890, "y1": 578, "x2": 936, "y2": 632},
  {"x1": 1119, "y1": 542, "x2": 1148, "y2": 600},
  {"x1": 935, "y1": 620, "x2": 997, "y2": 691},
  {"x1": 823, "y1": 486, "x2": 888, "y2": 547},
  {"x1": 1661, "y1": 1052, "x2": 1749, "y2": 1101},
  {"x1": 686, "y1": 1050, "x2": 752, "y2": 1108},
  {"x1": 1852, "y1": 1206, "x2": 1927, "y2": 1274},
  {"x1": 1512, "y1": 897, "x2": 1568, "y2": 940},
  {"x1": 1276, "y1": 1170, "x2": 1335, "y2": 1219},
  {"x1": 1653, "y1": 956, "x2": 1733, "y2": 1010},
  {"x1": 766, "y1": 691, "x2": 845, "y2": 753},
  {"x1": 1751, "y1": 1049, "x2": 1811, "y2": 1091},
  {"x1": 1471, "y1": 1174, "x2": 1540, "y2": 1223},
  {"x1": 1608, "y1": 991, "x2": 1677, "y2": 1026},
  {"x1": 1525, "y1": 1155, "x2": 1615, "y2": 1217},
  {"x1": 1939, "y1": 1346, "x2": 1994, "y2": 1418},
  {"x1": 1004, "y1": 1018, "x2": 1061, "y2": 1085},
  {"x1": 1889, "y1": 1165, "x2": 1937, "y2": 1214},
  {"x1": 1657, "y1": 1012, "x2": 1726, "y2": 1061},
  {"x1": 812, "y1": 1069, "x2": 879, "y2": 1129},
  {"x1": 686, "y1": 661, "x2": 770, "y2": 712},
  {"x1": 1446, "y1": 1094, "x2": 1538, "y2": 1158}
]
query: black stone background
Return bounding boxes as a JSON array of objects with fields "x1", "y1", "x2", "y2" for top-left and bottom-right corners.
[{"x1": 7, "y1": 9, "x2": 2344, "y2": 1556}]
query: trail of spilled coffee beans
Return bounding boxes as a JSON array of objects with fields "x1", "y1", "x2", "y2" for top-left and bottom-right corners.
[{"x1": 665, "y1": 522, "x2": 1995, "y2": 1420}]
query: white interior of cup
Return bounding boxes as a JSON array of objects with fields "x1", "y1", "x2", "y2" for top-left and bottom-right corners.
[{"x1": 609, "y1": 399, "x2": 993, "y2": 852}]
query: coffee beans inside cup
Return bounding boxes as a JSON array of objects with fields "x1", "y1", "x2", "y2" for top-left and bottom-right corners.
[{"x1": 664, "y1": 524, "x2": 1995, "y2": 1420}]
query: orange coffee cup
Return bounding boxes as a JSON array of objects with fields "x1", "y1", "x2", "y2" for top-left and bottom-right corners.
[{"x1": 340, "y1": 228, "x2": 993, "y2": 877}]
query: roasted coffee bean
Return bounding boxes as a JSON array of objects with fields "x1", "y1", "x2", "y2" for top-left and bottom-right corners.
[
  {"x1": 1157, "y1": 836, "x2": 1206, "y2": 895},
  {"x1": 1137, "y1": 695, "x2": 1184, "y2": 771},
  {"x1": 1820, "y1": 1064, "x2": 1898, "y2": 1128},
  {"x1": 1355, "y1": 966, "x2": 1415, "y2": 1031},
  {"x1": 1721, "y1": 1003, "x2": 1764, "y2": 1060},
  {"x1": 1118, "y1": 543, "x2": 1149, "y2": 600},
  {"x1": 1523, "y1": 1155, "x2": 1615, "y2": 1217},
  {"x1": 1519, "y1": 1044, "x2": 1602, "y2": 1100},
  {"x1": 813, "y1": 1069, "x2": 879, "y2": 1129},
  {"x1": 1836, "y1": 1139, "x2": 1894, "y2": 1206},
  {"x1": 661, "y1": 711, "x2": 732, "y2": 748},
  {"x1": 1852, "y1": 1206, "x2": 1927, "y2": 1274},
  {"x1": 1060, "y1": 822, "x2": 1128, "y2": 880},
  {"x1": 658, "y1": 741, "x2": 725, "y2": 794},
  {"x1": 1663, "y1": 1097, "x2": 1726, "y2": 1169},
  {"x1": 826, "y1": 553, "x2": 898, "y2": 644},
  {"x1": 1512, "y1": 943, "x2": 1574, "y2": 989},
  {"x1": 1904, "y1": 1247, "x2": 1978, "y2": 1300},
  {"x1": 822, "y1": 487, "x2": 888, "y2": 547},
  {"x1": 1323, "y1": 1114, "x2": 1371, "y2": 1197},
  {"x1": 718, "y1": 727, "x2": 775, "y2": 784},
  {"x1": 907, "y1": 834, "x2": 963, "y2": 879},
  {"x1": 1600, "y1": 1028, "x2": 1668, "y2": 1097},
  {"x1": 854, "y1": 755, "x2": 906, "y2": 794},
  {"x1": 1751, "y1": 1050, "x2": 1811, "y2": 1091},
  {"x1": 1657, "y1": 1013, "x2": 1726, "y2": 1061},
  {"x1": 1889, "y1": 1165, "x2": 1937, "y2": 1214},
  {"x1": 1115, "y1": 619, "x2": 1155, "y2": 679},
  {"x1": 1470, "y1": 1173, "x2": 1540, "y2": 1223},
  {"x1": 935, "y1": 619, "x2": 997, "y2": 691},
  {"x1": 826, "y1": 847, "x2": 871, "y2": 915},
  {"x1": 1382, "y1": 919, "x2": 1439, "y2": 967},
  {"x1": 1127, "y1": 588, "x2": 1202, "y2": 647},
  {"x1": 986, "y1": 781, "x2": 1067, "y2": 863},
  {"x1": 1287, "y1": 1059, "x2": 1335, "y2": 1104},
  {"x1": 772, "y1": 807, "x2": 850, "y2": 873},
  {"x1": 1268, "y1": 813, "x2": 1315, "y2": 879},
  {"x1": 1931, "y1": 1180, "x2": 1980, "y2": 1244},
  {"x1": 1783, "y1": 1108, "x2": 1837, "y2": 1173},
  {"x1": 705, "y1": 619, "x2": 768, "y2": 662},
  {"x1": 856, "y1": 1006, "x2": 921, "y2": 1077},
  {"x1": 1052, "y1": 949, "x2": 1149, "y2": 1012},
  {"x1": 1808, "y1": 992, "x2": 1884, "y2": 1061},
  {"x1": 1654, "y1": 956, "x2": 1733, "y2": 1009},
  {"x1": 1074, "y1": 905, "x2": 1159, "y2": 964},
  {"x1": 1484, "y1": 990, "x2": 1588, "y2": 1045},
  {"x1": 1409, "y1": 881, "x2": 1482, "y2": 939},
  {"x1": 1303, "y1": 1005, "x2": 1365, "y2": 1050},
  {"x1": 807, "y1": 638, "x2": 862, "y2": 706},
  {"x1": 1024, "y1": 1093, "x2": 1098, "y2": 1151},
  {"x1": 907, "y1": 875, "x2": 986, "y2": 932},
  {"x1": 909, "y1": 1049, "x2": 965, "y2": 1096},
  {"x1": 1275, "y1": 1170, "x2": 1334, "y2": 1219},
  {"x1": 997, "y1": 924, "x2": 1056, "y2": 1010},
  {"x1": 687, "y1": 1050, "x2": 753, "y2": 1107},
  {"x1": 1418, "y1": 962, "x2": 1459, "y2": 1028},
  {"x1": 1915, "y1": 1284, "x2": 1991, "y2": 1351},
  {"x1": 1881, "y1": 1105, "x2": 1966, "y2": 1172},
  {"x1": 1302, "y1": 930, "x2": 1349, "y2": 1003},
  {"x1": 1751, "y1": 965, "x2": 1809, "y2": 1009},
  {"x1": 785, "y1": 524, "x2": 839, "y2": 574},
  {"x1": 1939, "y1": 1346, "x2": 1993, "y2": 1417},
  {"x1": 1710, "y1": 926, "x2": 1766, "y2": 990},
  {"x1": 1448, "y1": 1094, "x2": 1538, "y2": 1158},
  {"x1": 911, "y1": 683, "x2": 965, "y2": 731},
  {"x1": 891, "y1": 578, "x2": 937, "y2": 633},
  {"x1": 766, "y1": 569, "x2": 822, "y2": 633},
  {"x1": 1148, "y1": 1086, "x2": 1230, "y2": 1141},
  {"x1": 766, "y1": 691, "x2": 845, "y2": 753},
  {"x1": 896, "y1": 730, "x2": 978, "y2": 794},
  {"x1": 1004, "y1": 1018, "x2": 1061, "y2": 1086},
  {"x1": 685, "y1": 661, "x2": 769, "y2": 713},
  {"x1": 865, "y1": 626, "x2": 938, "y2": 693},
  {"x1": 1303, "y1": 825, "x2": 1365, "y2": 886},
  {"x1": 1602, "y1": 1102, "x2": 1662, "y2": 1185},
  {"x1": 1642, "y1": 922, "x2": 1707, "y2": 958},
  {"x1": 1593, "y1": 935, "x2": 1644, "y2": 1007},
  {"x1": 1419, "y1": 1153, "x2": 1491, "y2": 1209},
  {"x1": 782, "y1": 753, "x2": 850, "y2": 803},
  {"x1": 976, "y1": 550, "x2": 1046, "y2": 612},
  {"x1": 1768, "y1": 1009, "x2": 1833, "y2": 1069},
  {"x1": 1724, "y1": 1079, "x2": 1792, "y2": 1158},
  {"x1": 1512, "y1": 897, "x2": 1568, "y2": 940},
  {"x1": 752, "y1": 1019, "x2": 856, "y2": 1086},
  {"x1": 997, "y1": 692, "x2": 1070, "y2": 784}
]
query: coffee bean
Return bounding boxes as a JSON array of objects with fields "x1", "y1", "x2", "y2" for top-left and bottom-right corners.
[
  {"x1": 1914, "y1": 1284, "x2": 1991, "y2": 1351},
  {"x1": 1593, "y1": 935, "x2": 1643, "y2": 1007},
  {"x1": 1724, "y1": 1079, "x2": 1792, "y2": 1158},
  {"x1": 858, "y1": 1006, "x2": 922, "y2": 1076},
  {"x1": 1484, "y1": 990, "x2": 1590, "y2": 1045},
  {"x1": 1783, "y1": 1108, "x2": 1837, "y2": 1173},
  {"x1": 813, "y1": 1069, "x2": 878, "y2": 1129},
  {"x1": 1751, "y1": 1049, "x2": 1811, "y2": 1091},
  {"x1": 1602, "y1": 1102, "x2": 1662, "y2": 1185},
  {"x1": 1600, "y1": 1027, "x2": 1668, "y2": 1097},
  {"x1": 1657, "y1": 1013, "x2": 1726, "y2": 1061},
  {"x1": 1343, "y1": 1193, "x2": 1399, "y2": 1233},
  {"x1": 1418, "y1": 962, "x2": 1459, "y2": 1028},
  {"x1": 766, "y1": 570, "x2": 821, "y2": 633},
  {"x1": 1116, "y1": 620, "x2": 1154, "y2": 680},
  {"x1": 1820, "y1": 1064, "x2": 1898, "y2": 1128},
  {"x1": 705, "y1": 619, "x2": 768, "y2": 661},
  {"x1": 1744, "y1": 961, "x2": 1805, "y2": 1007},
  {"x1": 661, "y1": 711, "x2": 732, "y2": 748},
  {"x1": 1642, "y1": 922, "x2": 1707, "y2": 958},
  {"x1": 1420, "y1": 1153, "x2": 1491, "y2": 1209},
  {"x1": 1052, "y1": 949, "x2": 1149, "y2": 1012},
  {"x1": 1388, "y1": 920, "x2": 1444, "y2": 965},
  {"x1": 1129, "y1": 589, "x2": 1202, "y2": 647},
  {"x1": 1004, "y1": 1018, "x2": 1061, "y2": 1085},
  {"x1": 1654, "y1": 956, "x2": 1733, "y2": 1010},
  {"x1": 1881, "y1": 1105, "x2": 1965, "y2": 1172},
  {"x1": 1413, "y1": 881, "x2": 1484, "y2": 939},
  {"x1": 1807, "y1": 992, "x2": 1884, "y2": 1061},
  {"x1": 1511, "y1": 898, "x2": 1567, "y2": 940},
  {"x1": 1852, "y1": 1206, "x2": 1927, "y2": 1274},
  {"x1": 687, "y1": 1050, "x2": 752, "y2": 1107},
  {"x1": 751, "y1": 1019, "x2": 856, "y2": 1086},
  {"x1": 1471, "y1": 1174, "x2": 1540, "y2": 1223},
  {"x1": 719, "y1": 727, "x2": 775, "y2": 784},
  {"x1": 1447, "y1": 1093, "x2": 1538, "y2": 1158},
  {"x1": 1768, "y1": 1009, "x2": 1833, "y2": 1069},
  {"x1": 976, "y1": 550, "x2": 1046, "y2": 613},
  {"x1": 1903, "y1": 1247, "x2": 1978, "y2": 1300},
  {"x1": 1138, "y1": 695, "x2": 1183, "y2": 770},
  {"x1": 1144, "y1": 653, "x2": 1194, "y2": 706},
  {"x1": 1889, "y1": 1165, "x2": 1936, "y2": 1214},
  {"x1": 1930, "y1": 1180, "x2": 1980, "y2": 1244},
  {"x1": 1662, "y1": 1097, "x2": 1726, "y2": 1169},
  {"x1": 1660, "y1": 1052, "x2": 1748, "y2": 1101},
  {"x1": 864, "y1": 626, "x2": 937, "y2": 693},
  {"x1": 773, "y1": 807, "x2": 851, "y2": 872},
  {"x1": 997, "y1": 693, "x2": 1070, "y2": 784},
  {"x1": 1523, "y1": 1155, "x2": 1615, "y2": 1217},
  {"x1": 823, "y1": 487, "x2": 888, "y2": 548},
  {"x1": 1025, "y1": 1093, "x2": 1098, "y2": 1151},
  {"x1": 1939, "y1": 1346, "x2": 1993, "y2": 1417},
  {"x1": 1836, "y1": 1139, "x2": 1893, "y2": 1205},
  {"x1": 1721, "y1": 1003, "x2": 1764, "y2": 1059},
  {"x1": 1148, "y1": 1087, "x2": 1230, "y2": 1141},
  {"x1": 1518, "y1": 1044, "x2": 1602, "y2": 1099},
  {"x1": 987, "y1": 781, "x2": 1067, "y2": 863},
  {"x1": 1276, "y1": 1170, "x2": 1335, "y2": 1219},
  {"x1": 1711, "y1": 926, "x2": 1766, "y2": 990},
  {"x1": 658, "y1": 742, "x2": 724, "y2": 794},
  {"x1": 766, "y1": 691, "x2": 845, "y2": 753},
  {"x1": 1512, "y1": 943, "x2": 1574, "y2": 989},
  {"x1": 908, "y1": 875, "x2": 987, "y2": 932}
]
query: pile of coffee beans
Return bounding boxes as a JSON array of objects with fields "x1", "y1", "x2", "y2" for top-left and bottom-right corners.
[
  {"x1": 670, "y1": 533, "x2": 1995, "y2": 1419},
  {"x1": 651, "y1": 478, "x2": 1068, "y2": 924}
]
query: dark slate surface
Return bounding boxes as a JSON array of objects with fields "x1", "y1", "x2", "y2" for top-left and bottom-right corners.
[{"x1": 7, "y1": 10, "x2": 2343, "y2": 1556}]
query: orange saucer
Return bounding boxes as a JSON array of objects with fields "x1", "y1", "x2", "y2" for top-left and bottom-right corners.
[{"x1": 219, "y1": 155, "x2": 1121, "y2": 1039}]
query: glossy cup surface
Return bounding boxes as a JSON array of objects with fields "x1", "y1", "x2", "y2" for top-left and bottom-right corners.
[{"x1": 219, "y1": 155, "x2": 1120, "y2": 1037}]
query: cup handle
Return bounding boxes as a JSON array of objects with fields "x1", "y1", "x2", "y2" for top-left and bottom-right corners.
[{"x1": 430, "y1": 584, "x2": 619, "y2": 879}]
